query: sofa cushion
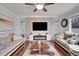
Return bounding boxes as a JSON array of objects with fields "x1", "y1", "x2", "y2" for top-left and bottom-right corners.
[
  {"x1": 55, "y1": 32, "x2": 66, "y2": 40},
  {"x1": 56, "y1": 36, "x2": 64, "y2": 39},
  {"x1": 70, "y1": 36, "x2": 79, "y2": 45},
  {"x1": 69, "y1": 44, "x2": 79, "y2": 55},
  {"x1": 0, "y1": 43, "x2": 5, "y2": 50}
]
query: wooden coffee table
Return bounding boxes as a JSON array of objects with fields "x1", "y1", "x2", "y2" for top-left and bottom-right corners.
[{"x1": 30, "y1": 41, "x2": 49, "y2": 55}]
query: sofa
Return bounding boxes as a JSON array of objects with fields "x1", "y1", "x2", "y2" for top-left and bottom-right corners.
[
  {"x1": 54, "y1": 31, "x2": 79, "y2": 55},
  {"x1": 0, "y1": 33, "x2": 26, "y2": 56}
]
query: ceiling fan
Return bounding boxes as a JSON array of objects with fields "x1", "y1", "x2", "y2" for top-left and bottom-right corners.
[{"x1": 25, "y1": 3, "x2": 55, "y2": 12}]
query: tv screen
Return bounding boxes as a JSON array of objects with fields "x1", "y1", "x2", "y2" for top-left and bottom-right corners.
[{"x1": 32, "y1": 22, "x2": 47, "y2": 31}]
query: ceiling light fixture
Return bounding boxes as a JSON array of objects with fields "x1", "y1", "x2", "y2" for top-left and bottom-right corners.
[
  {"x1": 36, "y1": 3, "x2": 43, "y2": 10},
  {"x1": 25, "y1": 3, "x2": 55, "y2": 12}
]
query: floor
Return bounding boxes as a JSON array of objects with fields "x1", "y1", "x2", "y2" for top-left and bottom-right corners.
[{"x1": 23, "y1": 41, "x2": 61, "y2": 56}]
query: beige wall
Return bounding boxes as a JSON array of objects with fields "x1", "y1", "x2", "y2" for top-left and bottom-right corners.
[
  {"x1": 26, "y1": 16, "x2": 53, "y2": 35},
  {"x1": 24, "y1": 16, "x2": 69, "y2": 39}
]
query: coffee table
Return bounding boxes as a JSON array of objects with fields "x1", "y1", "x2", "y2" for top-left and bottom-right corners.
[{"x1": 29, "y1": 41, "x2": 57, "y2": 56}]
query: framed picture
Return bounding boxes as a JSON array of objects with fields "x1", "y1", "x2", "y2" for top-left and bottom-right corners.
[
  {"x1": 61, "y1": 18, "x2": 68, "y2": 27},
  {"x1": 72, "y1": 17, "x2": 79, "y2": 28}
]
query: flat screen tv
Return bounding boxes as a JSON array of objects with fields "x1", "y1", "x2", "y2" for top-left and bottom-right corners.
[{"x1": 32, "y1": 22, "x2": 48, "y2": 31}]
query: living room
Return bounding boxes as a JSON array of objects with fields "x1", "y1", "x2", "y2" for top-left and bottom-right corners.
[{"x1": 0, "y1": 3, "x2": 79, "y2": 56}]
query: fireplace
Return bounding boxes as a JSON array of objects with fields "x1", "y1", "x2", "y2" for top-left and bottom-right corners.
[{"x1": 33, "y1": 35, "x2": 47, "y2": 40}]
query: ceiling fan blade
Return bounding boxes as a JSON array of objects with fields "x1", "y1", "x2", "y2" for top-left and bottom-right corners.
[
  {"x1": 42, "y1": 7, "x2": 47, "y2": 12},
  {"x1": 33, "y1": 8, "x2": 37, "y2": 12},
  {"x1": 25, "y1": 3, "x2": 34, "y2": 5},
  {"x1": 44, "y1": 3, "x2": 55, "y2": 6}
]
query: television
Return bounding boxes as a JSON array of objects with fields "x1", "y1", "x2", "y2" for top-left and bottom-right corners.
[{"x1": 32, "y1": 22, "x2": 48, "y2": 31}]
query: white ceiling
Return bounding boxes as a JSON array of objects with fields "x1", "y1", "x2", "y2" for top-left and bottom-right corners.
[{"x1": 0, "y1": 3, "x2": 79, "y2": 17}]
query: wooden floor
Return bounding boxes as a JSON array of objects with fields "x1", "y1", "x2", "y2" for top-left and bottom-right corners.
[{"x1": 23, "y1": 41, "x2": 67, "y2": 56}]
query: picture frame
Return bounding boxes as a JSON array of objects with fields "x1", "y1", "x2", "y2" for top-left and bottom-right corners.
[
  {"x1": 72, "y1": 17, "x2": 79, "y2": 28},
  {"x1": 61, "y1": 18, "x2": 68, "y2": 27}
]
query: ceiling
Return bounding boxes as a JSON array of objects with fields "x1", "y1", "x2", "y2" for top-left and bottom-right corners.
[{"x1": 0, "y1": 3, "x2": 79, "y2": 17}]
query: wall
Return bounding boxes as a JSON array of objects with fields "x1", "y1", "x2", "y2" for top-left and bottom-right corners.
[
  {"x1": 0, "y1": 5, "x2": 22, "y2": 36},
  {"x1": 27, "y1": 16, "x2": 50, "y2": 35},
  {"x1": 0, "y1": 5, "x2": 15, "y2": 35},
  {"x1": 59, "y1": 5, "x2": 79, "y2": 33},
  {"x1": 20, "y1": 16, "x2": 68, "y2": 39},
  {"x1": 0, "y1": 4, "x2": 71, "y2": 38},
  {"x1": 0, "y1": 4, "x2": 69, "y2": 40}
]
